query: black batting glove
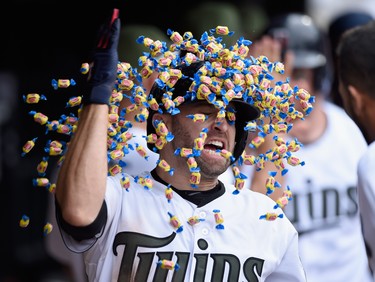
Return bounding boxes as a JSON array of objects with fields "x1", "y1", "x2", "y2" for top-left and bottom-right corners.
[{"x1": 83, "y1": 9, "x2": 120, "y2": 105}]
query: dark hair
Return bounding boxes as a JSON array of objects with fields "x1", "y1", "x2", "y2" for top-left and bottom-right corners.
[
  {"x1": 337, "y1": 20, "x2": 375, "y2": 99},
  {"x1": 328, "y1": 12, "x2": 373, "y2": 107},
  {"x1": 329, "y1": 12, "x2": 373, "y2": 57}
]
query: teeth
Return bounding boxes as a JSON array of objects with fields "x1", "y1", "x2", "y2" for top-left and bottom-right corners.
[
  {"x1": 208, "y1": 140, "x2": 223, "y2": 148},
  {"x1": 205, "y1": 149, "x2": 221, "y2": 155}
]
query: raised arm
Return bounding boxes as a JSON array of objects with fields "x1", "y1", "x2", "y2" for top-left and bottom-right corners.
[{"x1": 55, "y1": 9, "x2": 121, "y2": 227}]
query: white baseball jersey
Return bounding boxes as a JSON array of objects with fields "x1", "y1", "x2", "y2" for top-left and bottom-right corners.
[
  {"x1": 59, "y1": 171, "x2": 306, "y2": 282},
  {"x1": 284, "y1": 102, "x2": 372, "y2": 282},
  {"x1": 357, "y1": 141, "x2": 375, "y2": 279},
  {"x1": 219, "y1": 162, "x2": 254, "y2": 188}
]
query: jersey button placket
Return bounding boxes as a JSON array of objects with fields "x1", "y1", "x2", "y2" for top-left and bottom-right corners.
[
  {"x1": 195, "y1": 209, "x2": 210, "y2": 237},
  {"x1": 201, "y1": 228, "x2": 209, "y2": 235}
]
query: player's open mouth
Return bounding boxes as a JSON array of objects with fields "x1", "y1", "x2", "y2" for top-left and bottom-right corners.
[{"x1": 203, "y1": 140, "x2": 225, "y2": 156}]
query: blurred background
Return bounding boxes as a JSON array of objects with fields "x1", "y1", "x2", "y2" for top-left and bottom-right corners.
[{"x1": 0, "y1": 0, "x2": 374, "y2": 281}]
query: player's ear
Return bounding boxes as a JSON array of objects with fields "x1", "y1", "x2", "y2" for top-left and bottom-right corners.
[
  {"x1": 347, "y1": 85, "x2": 365, "y2": 116},
  {"x1": 152, "y1": 112, "x2": 172, "y2": 131}
]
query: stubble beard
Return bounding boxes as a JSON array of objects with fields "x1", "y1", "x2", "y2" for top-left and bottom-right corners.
[{"x1": 171, "y1": 122, "x2": 229, "y2": 178}]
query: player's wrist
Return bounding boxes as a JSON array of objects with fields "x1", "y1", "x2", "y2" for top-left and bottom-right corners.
[{"x1": 83, "y1": 84, "x2": 113, "y2": 105}]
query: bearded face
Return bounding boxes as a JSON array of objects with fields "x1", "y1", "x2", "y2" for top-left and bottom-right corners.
[{"x1": 167, "y1": 102, "x2": 236, "y2": 178}]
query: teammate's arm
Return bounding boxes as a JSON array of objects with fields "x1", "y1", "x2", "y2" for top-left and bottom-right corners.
[{"x1": 55, "y1": 9, "x2": 120, "y2": 227}]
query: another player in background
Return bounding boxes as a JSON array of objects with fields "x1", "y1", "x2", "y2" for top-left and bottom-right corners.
[
  {"x1": 328, "y1": 11, "x2": 374, "y2": 108},
  {"x1": 53, "y1": 8, "x2": 307, "y2": 281},
  {"x1": 337, "y1": 20, "x2": 375, "y2": 279},
  {"x1": 251, "y1": 13, "x2": 372, "y2": 282}
]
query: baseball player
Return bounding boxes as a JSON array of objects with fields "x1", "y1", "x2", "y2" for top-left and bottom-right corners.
[
  {"x1": 54, "y1": 8, "x2": 307, "y2": 281},
  {"x1": 337, "y1": 20, "x2": 375, "y2": 280},
  {"x1": 253, "y1": 13, "x2": 372, "y2": 282}
]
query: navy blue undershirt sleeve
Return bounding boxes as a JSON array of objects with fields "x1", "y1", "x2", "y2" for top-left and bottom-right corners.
[{"x1": 55, "y1": 198, "x2": 107, "y2": 241}]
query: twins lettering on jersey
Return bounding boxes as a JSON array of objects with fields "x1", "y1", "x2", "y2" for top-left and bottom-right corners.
[
  {"x1": 113, "y1": 231, "x2": 265, "y2": 281},
  {"x1": 286, "y1": 178, "x2": 358, "y2": 235}
]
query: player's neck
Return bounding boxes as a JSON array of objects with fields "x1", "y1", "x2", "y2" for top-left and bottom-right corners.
[{"x1": 153, "y1": 167, "x2": 219, "y2": 191}]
